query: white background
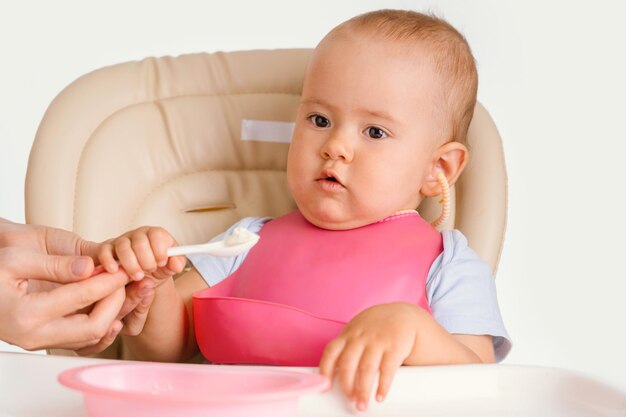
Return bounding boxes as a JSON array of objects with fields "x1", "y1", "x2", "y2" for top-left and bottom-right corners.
[{"x1": 1, "y1": 0, "x2": 625, "y2": 393}]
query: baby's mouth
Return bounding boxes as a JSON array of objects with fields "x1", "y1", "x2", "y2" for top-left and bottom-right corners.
[
  {"x1": 316, "y1": 176, "x2": 346, "y2": 192},
  {"x1": 316, "y1": 168, "x2": 345, "y2": 189}
]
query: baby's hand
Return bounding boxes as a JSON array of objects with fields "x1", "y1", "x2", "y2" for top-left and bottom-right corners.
[
  {"x1": 95, "y1": 227, "x2": 185, "y2": 340},
  {"x1": 98, "y1": 226, "x2": 186, "y2": 282},
  {"x1": 319, "y1": 302, "x2": 423, "y2": 412}
]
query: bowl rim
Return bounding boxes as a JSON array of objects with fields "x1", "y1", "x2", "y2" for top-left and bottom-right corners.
[{"x1": 58, "y1": 363, "x2": 329, "y2": 404}]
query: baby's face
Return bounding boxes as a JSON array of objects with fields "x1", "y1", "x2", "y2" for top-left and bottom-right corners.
[{"x1": 287, "y1": 33, "x2": 443, "y2": 230}]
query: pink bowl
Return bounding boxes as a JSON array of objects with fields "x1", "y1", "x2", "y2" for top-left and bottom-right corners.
[{"x1": 58, "y1": 363, "x2": 329, "y2": 417}]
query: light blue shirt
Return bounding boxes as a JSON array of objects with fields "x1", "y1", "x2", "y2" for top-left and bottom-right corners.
[{"x1": 188, "y1": 217, "x2": 512, "y2": 362}]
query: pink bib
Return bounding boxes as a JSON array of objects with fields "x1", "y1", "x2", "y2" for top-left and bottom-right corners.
[{"x1": 193, "y1": 210, "x2": 442, "y2": 366}]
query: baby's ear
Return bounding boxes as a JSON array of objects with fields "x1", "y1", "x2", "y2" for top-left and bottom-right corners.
[{"x1": 420, "y1": 141, "x2": 469, "y2": 197}]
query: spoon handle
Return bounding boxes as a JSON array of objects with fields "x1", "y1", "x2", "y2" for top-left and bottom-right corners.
[{"x1": 167, "y1": 243, "x2": 218, "y2": 257}]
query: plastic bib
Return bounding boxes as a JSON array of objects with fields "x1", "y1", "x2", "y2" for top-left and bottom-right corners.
[{"x1": 193, "y1": 210, "x2": 442, "y2": 366}]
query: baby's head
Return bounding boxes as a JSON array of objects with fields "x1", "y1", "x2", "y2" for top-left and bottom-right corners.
[{"x1": 287, "y1": 9, "x2": 478, "y2": 230}]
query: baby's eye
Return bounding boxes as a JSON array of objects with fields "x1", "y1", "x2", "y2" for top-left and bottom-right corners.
[
  {"x1": 365, "y1": 126, "x2": 387, "y2": 139},
  {"x1": 309, "y1": 114, "x2": 330, "y2": 128}
]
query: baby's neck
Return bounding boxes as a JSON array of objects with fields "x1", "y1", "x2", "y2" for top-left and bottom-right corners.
[{"x1": 393, "y1": 209, "x2": 419, "y2": 216}]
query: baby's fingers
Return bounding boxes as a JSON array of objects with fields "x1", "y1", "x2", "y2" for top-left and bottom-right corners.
[
  {"x1": 115, "y1": 237, "x2": 144, "y2": 281},
  {"x1": 151, "y1": 257, "x2": 186, "y2": 280},
  {"x1": 353, "y1": 347, "x2": 384, "y2": 411},
  {"x1": 130, "y1": 229, "x2": 158, "y2": 274},
  {"x1": 336, "y1": 342, "x2": 365, "y2": 401},
  {"x1": 147, "y1": 227, "x2": 176, "y2": 268},
  {"x1": 375, "y1": 352, "x2": 402, "y2": 403},
  {"x1": 98, "y1": 242, "x2": 119, "y2": 273},
  {"x1": 166, "y1": 255, "x2": 187, "y2": 274},
  {"x1": 319, "y1": 337, "x2": 346, "y2": 384}
]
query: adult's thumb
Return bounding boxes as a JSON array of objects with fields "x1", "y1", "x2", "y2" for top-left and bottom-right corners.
[
  {"x1": 78, "y1": 239, "x2": 102, "y2": 262},
  {"x1": 2, "y1": 248, "x2": 95, "y2": 283}
]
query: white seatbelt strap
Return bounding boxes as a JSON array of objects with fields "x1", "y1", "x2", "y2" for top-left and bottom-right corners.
[{"x1": 240, "y1": 120, "x2": 294, "y2": 143}]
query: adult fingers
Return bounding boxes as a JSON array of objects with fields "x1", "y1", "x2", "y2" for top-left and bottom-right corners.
[
  {"x1": 0, "y1": 247, "x2": 95, "y2": 283},
  {"x1": 40, "y1": 226, "x2": 100, "y2": 263},
  {"x1": 74, "y1": 320, "x2": 123, "y2": 356},
  {"x1": 33, "y1": 270, "x2": 128, "y2": 318},
  {"x1": 353, "y1": 347, "x2": 384, "y2": 411},
  {"x1": 121, "y1": 289, "x2": 154, "y2": 336},
  {"x1": 116, "y1": 278, "x2": 155, "y2": 319},
  {"x1": 41, "y1": 226, "x2": 83, "y2": 256},
  {"x1": 115, "y1": 280, "x2": 146, "y2": 320},
  {"x1": 75, "y1": 286, "x2": 125, "y2": 346},
  {"x1": 78, "y1": 238, "x2": 103, "y2": 261},
  {"x1": 31, "y1": 287, "x2": 126, "y2": 350},
  {"x1": 376, "y1": 352, "x2": 403, "y2": 403}
]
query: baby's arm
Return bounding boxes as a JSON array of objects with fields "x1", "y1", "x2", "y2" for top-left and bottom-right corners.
[
  {"x1": 401, "y1": 304, "x2": 494, "y2": 365},
  {"x1": 320, "y1": 231, "x2": 510, "y2": 411},
  {"x1": 120, "y1": 268, "x2": 207, "y2": 362},
  {"x1": 319, "y1": 303, "x2": 493, "y2": 411},
  {"x1": 116, "y1": 218, "x2": 267, "y2": 361}
]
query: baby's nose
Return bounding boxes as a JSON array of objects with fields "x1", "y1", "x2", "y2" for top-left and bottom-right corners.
[{"x1": 320, "y1": 134, "x2": 354, "y2": 162}]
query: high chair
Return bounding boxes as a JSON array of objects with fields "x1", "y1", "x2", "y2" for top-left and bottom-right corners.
[{"x1": 25, "y1": 49, "x2": 507, "y2": 360}]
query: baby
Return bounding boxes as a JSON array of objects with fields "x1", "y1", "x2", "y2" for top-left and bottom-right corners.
[{"x1": 95, "y1": 9, "x2": 510, "y2": 411}]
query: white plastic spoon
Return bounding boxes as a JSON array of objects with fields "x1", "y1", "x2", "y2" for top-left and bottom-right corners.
[{"x1": 166, "y1": 227, "x2": 260, "y2": 257}]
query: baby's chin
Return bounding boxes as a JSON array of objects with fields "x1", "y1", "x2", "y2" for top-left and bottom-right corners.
[{"x1": 297, "y1": 205, "x2": 379, "y2": 230}]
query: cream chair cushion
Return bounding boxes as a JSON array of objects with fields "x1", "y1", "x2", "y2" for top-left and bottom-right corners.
[{"x1": 25, "y1": 49, "x2": 507, "y2": 358}]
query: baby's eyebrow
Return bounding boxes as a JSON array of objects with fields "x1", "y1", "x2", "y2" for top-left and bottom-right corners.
[
  {"x1": 301, "y1": 98, "x2": 335, "y2": 109},
  {"x1": 360, "y1": 109, "x2": 398, "y2": 124},
  {"x1": 301, "y1": 98, "x2": 398, "y2": 124}
]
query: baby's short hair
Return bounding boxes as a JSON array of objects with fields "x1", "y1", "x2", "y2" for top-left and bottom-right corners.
[{"x1": 325, "y1": 9, "x2": 478, "y2": 145}]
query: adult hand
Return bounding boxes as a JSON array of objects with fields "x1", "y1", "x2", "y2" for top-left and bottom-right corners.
[
  {"x1": 0, "y1": 218, "x2": 129, "y2": 351},
  {"x1": 74, "y1": 276, "x2": 157, "y2": 356}
]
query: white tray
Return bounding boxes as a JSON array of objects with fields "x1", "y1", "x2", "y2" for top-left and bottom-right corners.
[
  {"x1": 0, "y1": 353, "x2": 624, "y2": 417},
  {"x1": 299, "y1": 364, "x2": 626, "y2": 416}
]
